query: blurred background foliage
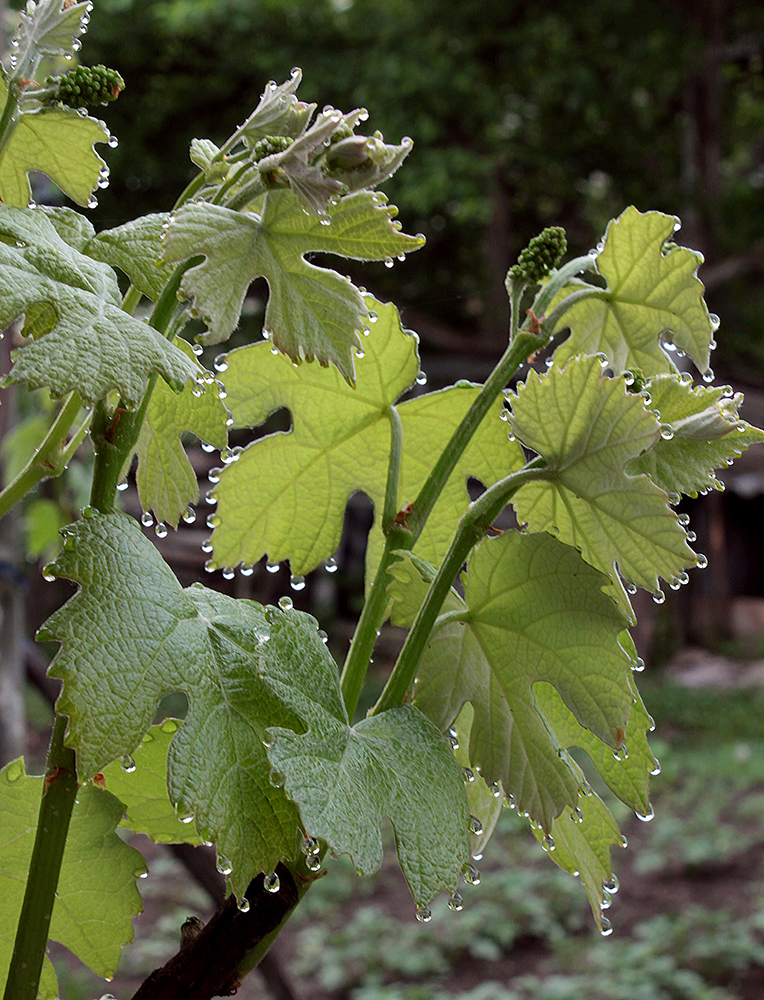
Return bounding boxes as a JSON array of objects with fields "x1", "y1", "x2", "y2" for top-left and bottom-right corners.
[{"x1": 36, "y1": 0, "x2": 764, "y2": 382}]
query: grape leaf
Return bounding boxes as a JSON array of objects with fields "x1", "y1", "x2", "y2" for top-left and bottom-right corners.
[
  {"x1": 266, "y1": 703, "x2": 469, "y2": 908},
  {"x1": 12, "y1": 0, "x2": 90, "y2": 62},
  {"x1": 102, "y1": 720, "x2": 202, "y2": 846},
  {"x1": 160, "y1": 189, "x2": 424, "y2": 380},
  {"x1": 529, "y1": 787, "x2": 623, "y2": 927},
  {"x1": 130, "y1": 339, "x2": 228, "y2": 525},
  {"x1": 451, "y1": 704, "x2": 504, "y2": 862},
  {"x1": 510, "y1": 355, "x2": 696, "y2": 592},
  {"x1": 628, "y1": 374, "x2": 764, "y2": 497},
  {"x1": 0, "y1": 758, "x2": 145, "y2": 992},
  {"x1": 42, "y1": 510, "x2": 344, "y2": 896},
  {"x1": 86, "y1": 213, "x2": 175, "y2": 301},
  {"x1": 389, "y1": 534, "x2": 634, "y2": 833},
  {"x1": 0, "y1": 205, "x2": 196, "y2": 405},
  {"x1": 0, "y1": 78, "x2": 112, "y2": 208},
  {"x1": 551, "y1": 207, "x2": 713, "y2": 376},
  {"x1": 210, "y1": 300, "x2": 523, "y2": 576}
]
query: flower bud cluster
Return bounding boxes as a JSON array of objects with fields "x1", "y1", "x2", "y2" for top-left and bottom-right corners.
[
  {"x1": 508, "y1": 226, "x2": 567, "y2": 285},
  {"x1": 45, "y1": 64, "x2": 124, "y2": 109}
]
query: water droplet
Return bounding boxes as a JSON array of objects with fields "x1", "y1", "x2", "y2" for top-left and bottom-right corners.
[
  {"x1": 542, "y1": 834, "x2": 555, "y2": 852},
  {"x1": 570, "y1": 806, "x2": 584, "y2": 823},
  {"x1": 415, "y1": 370, "x2": 427, "y2": 386},
  {"x1": 462, "y1": 863, "x2": 481, "y2": 886},
  {"x1": 182, "y1": 507, "x2": 196, "y2": 524},
  {"x1": 354, "y1": 347, "x2": 365, "y2": 360},
  {"x1": 222, "y1": 567, "x2": 235, "y2": 580},
  {"x1": 624, "y1": 581, "x2": 637, "y2": 595},
  {"x1": 650, "y1": 761, "x2": 662, "y2": 776},
  {"x1": 600, "y1": 889, "x2": 612, "y2": 910},
  {"x1": 269, "y1": 768, "x2": 286, "y2": 788},
  {"x1": 317, "y1": 629, "x2": 328, "y2": 643},
  {"x1": 660, "y1": 425, "x2": 674, "y2": 440},
  {"x1": 448, "y1": 728, "x2": 459, "y2": 750},
  {"x1": 384, "y1": 257, "x2": 394, "y2": 268},
  {"x1": 604, "y1": 875, "x2": 619, "y2": 894},
  {"x1": 301, "y1": 836, "x2": 319, "y2": 855},
  {"x1": 264, "y1": 871, "x2": 280, "y2": 893},
  {"x1": 652, "y1": 590, "x2": 666, "y2": 605},
  {"x1": 469, "y1": 816, "x2": 483, "y2": 836},
  {"x1": 278, "y1": 596, "x2": 294, "y2": 611},
  {"x1": 179, "y1": 813, "x2": 194, "y2": 824},
  {"x1": 41, "y1": 564, "x2": 57, "y2": 583},
  {"x1": 490, "y1": 782, "x2": 501, "y2": 798},
  {"x1": 305, "y1": 853, "x2": 321, "y2": 872},
  {"x1": 237, "y1": 897, "x2": 250, "y2": 912},
  {"x1": 636, "y1": 804, "x2": 655, "y2": 822},
  {"x1": 206, "y1": 513, "x2": 220, "y2": 529},
  {"x1": 140, "y1": 511, "x2": 154, "y2": 528},
  {"x1": 108, "y1": 135, "x2": 119, "y2": 148},
  {"x1": 324, "y1": 556, "x2": 338, "y2": 573},
  {"x1": 266, "y1": 561, "x2": 280, "y2": 574},
  {"x1": 415, "y1": 905, "x2": 432, "y2": 923},
  {"x1": 201, "y1": 539, "x2": 213, "y2": 554},
  {"x1": 448, "y1": 892, "x2": 463, "y2": 911},
  {"x1": 696, "y1": 552, "x2": 708, "y2": 569},
  {"x1": 216, "y1": 856, "x2": 233, "y2": 875},
  {"x1": 121, "y1": 755, "x2": 136, "y2": 773},
  {"x1": 703, "y1": 368, "x2": 715, "y2": 383},
  {"x1": 632, "y1": 657, "x2": 645, "y2": 673},
  {"x1": 241, "y1": 565, "x2": 254, "y2": 577},
  {"x1": 155, "y1": 522, "x2": 168, "y2": 539},
  {"x1": 290, "y1": 574, "x2": 306, "y2": 591},
  {"x1": 88, "y1": 195, "x2": 98, "y2": 209},
  {"x1": 368, "y1": 310, "x2": 378, "y2": 323},
  {"x1": 255, "y1": 624, "x2": 271, "y2": 643},
  {"x1": 462, "y1": 766, "x2": 475, "y2": 783},
  {"x1": 599, "y1": 916, "x2": 613, "y2": 936}
]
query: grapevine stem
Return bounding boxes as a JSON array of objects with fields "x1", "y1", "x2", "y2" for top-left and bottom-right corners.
[
  {"x1": 2, "y1": 716, "x2": 78, "y2": 1000},
  {"x1": 340, "y1": 405, "x2": 409, "y2": 718},
  {"x1": 373, "y1": 459, "x2": 547, "y2": 714},
  {"x1": 0, "y1": 391, "x2": 84, "y2": 521}
]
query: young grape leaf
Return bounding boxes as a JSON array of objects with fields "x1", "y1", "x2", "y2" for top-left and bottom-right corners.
[
  {"x1": 101, "y1": 720, "x2": 202, "y2": 846},
  {"x1": 266, "y1": 703, "x2": 469, "y2": 908},
  {"x1": 129, "y1": 339, "x2": 228, "y2": 525},
  {"x1": 12, "y1": 0, "x2": 90, "y2": 62},
  {"x1": 551, "y1": 207, "x2": 713, "y2": 376},
  {"x1": 86, "y1": 213, "x2": 175, "y2": 301},
  {"x1": 41, "y1": 510, "x2": 346, "y2": 896},
  {"x1": 39, "y1": 204, "x2": 96, "y2": 250},
  {"x1": 0, "y1": 205, "x2": 196, "y2": 405},
  {"x1": 628, "y1": 374, "x2": 764, "y2": 497},
  {"x1": 0, "y1": 758, "x2": 145, "y2": 993},
  {"x1": 211, "y1": 300, "x2": 523, "y2": 576},
  {"x1": 528, "y1": 787, "x2": 623, "y2": 927},
  {"x1": 160, "y1": 189, "x2": 423, "y2": 380},
  {"x1": 389, "y1": 534, "x2": 634, "y2": 833},
  {"x1": 0, "y1": 77, "x2": 112, "y2": 208},
  {"x1": 510, "y1": 355, "x2": 696, "y2": 592}
]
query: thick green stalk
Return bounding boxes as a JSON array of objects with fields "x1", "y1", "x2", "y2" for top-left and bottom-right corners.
[
  {"x1": 0, "y1": 391, "x2": 84, "y2": 520},
  {"x1": 405, "y1": 327, "x2": 543, "y2": 543},
  {"x1": 340, "y1": 405, "x2": 409, "y2": 718},
  {"x1": 2, "y1": 716, "x2": 78, "y2": 1000},
  {"x1": 373, "y1": 459, "x2": 547, "y2": 715}
]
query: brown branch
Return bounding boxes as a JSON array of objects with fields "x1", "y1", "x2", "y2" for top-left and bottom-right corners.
[{"x1": 131, "y1": 863, "x2": 299, "y2": 1000}]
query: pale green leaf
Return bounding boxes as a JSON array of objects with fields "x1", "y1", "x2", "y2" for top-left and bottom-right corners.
[
  {"x1": 0, "y1": 78, "x2": 112, "y2": 208},
  {"x1": 393, "y1": 533, "x2": 634, "y2": 832},
  {"x1": 211, "y1": 300, "x2": 523, "y2": 576},
  {"x1": 0, "y1": 206, "x2": 196, "y2": 405},
  {"x1": 102, "y1": 720, "x2": 202, "y2": 846},
  {"x1": 131, "y1": 338, "x2": 228, "y2": 525},
  {"x1": 552, "y1": 207, "x2": 713, "y2": 376},
  {"x1": 42, "y1": 511, "x2": 342, "y2": 895},
  {"x1": 267, "y1": 703, "x2": 469, "y2": 908},
  {"x1": 451, "y1": 704, "x2": 504, "y2": 861},
  {"x1": 86, "y1": 214, "x2": 175, "y2": 301},
  {"x1": 510, "y1": 355, "x2": 696, "y2": 591},
  {"x1": 13, "y1": 0, "x2": 90, "y2": 60},
  {"x1": 39, "y1": 205, "x2": 95, "y2": 250},
  {"x1": 628, "y1": 374, "x2": 764, "y2": 497},
  {"x1": 0, "y1": 758, "x2": 145, "y2": 991},
  {"x1": 161, "y1": 190, "x2": 423, "y2": 380},
  {"x1": 529, "y1": 788, "x2": 623, "y2": 927}
]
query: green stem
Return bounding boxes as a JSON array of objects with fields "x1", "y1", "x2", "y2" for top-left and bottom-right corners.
[
  {"x1": 373, "y1": 459, "x2": 547, "y2": 715},
  {"x1": 340, "y1": 405, "x2": 409, "y2": 718},
  {"x1": 531, "y1": 253, "x2": 599, "y2": 319},
  {"x1": 542, "y1": 285, "x2": 608, "y2": 336},
  {"x1": 226, "y1": 174, "x2": 268, "y2": 212},
  {"x1": 0, "y1": 391, "x2": 84, "y2": 520},
  {"x1": 0, "y1": 80, "x2": 22, "y2": 162},
  {"x1": 405, "y1": 327, "x2": 544, "y2": 543},
  {"x1": 2, "y1": 716, "x2": 78, "y2": 1000}
]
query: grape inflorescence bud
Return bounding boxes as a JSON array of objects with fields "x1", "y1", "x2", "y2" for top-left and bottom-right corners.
[
  {"x1": 508, "y1": 226, "x2": 567, "y2": 285},
  {"x1": 45, "y1": 64, "x2": 124, "y2": 109}
]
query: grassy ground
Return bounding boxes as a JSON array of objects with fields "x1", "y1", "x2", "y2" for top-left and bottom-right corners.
[{"x1": 49, "y1": 675, "x2": 764, "y2": 1000}]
